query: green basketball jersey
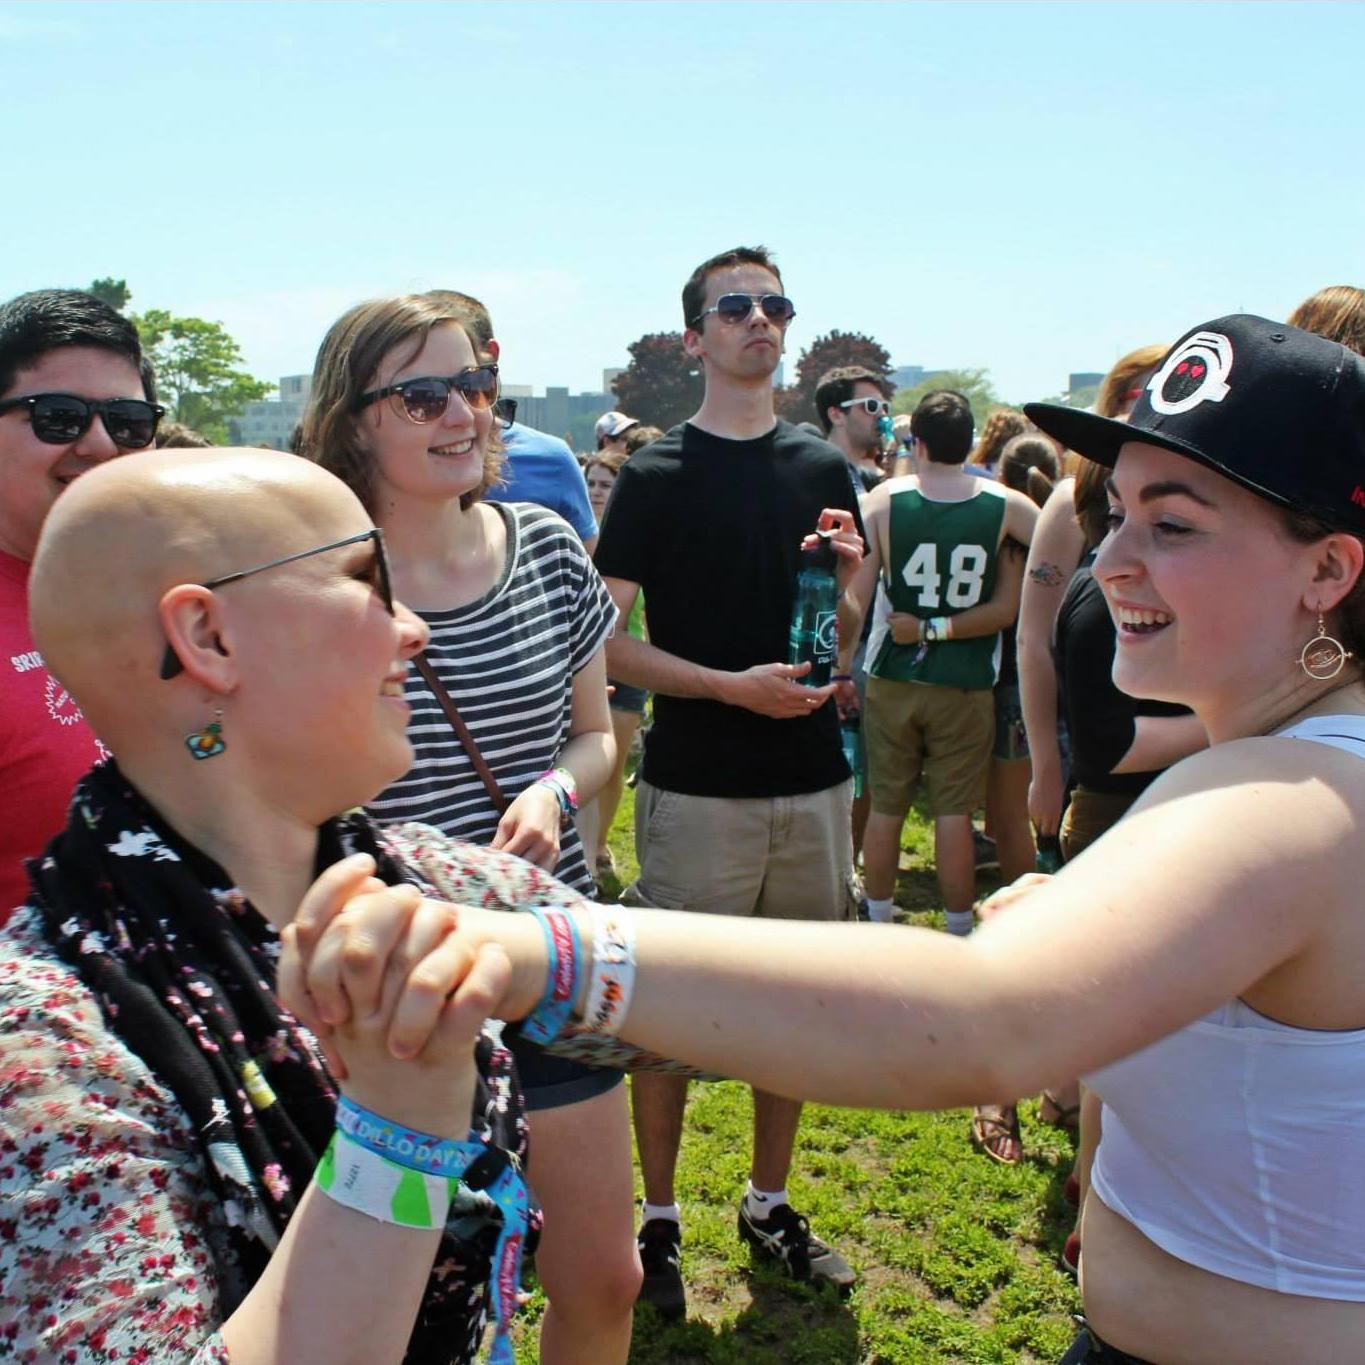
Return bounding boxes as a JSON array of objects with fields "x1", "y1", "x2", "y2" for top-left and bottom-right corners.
[{"x1": 870, "y1": 481, "x2": 1007, "y2": 690}]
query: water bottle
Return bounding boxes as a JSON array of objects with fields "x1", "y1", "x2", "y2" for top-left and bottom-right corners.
[
  {"x1": 1035, "y1": 832, "x2": 1063, "y2": 874},
  {"x1": 788, "y1": 532, "x2": 839, "y2": 688},
  {"x1": 840, "y1": 712, "x2": 864, "y2": 797}
]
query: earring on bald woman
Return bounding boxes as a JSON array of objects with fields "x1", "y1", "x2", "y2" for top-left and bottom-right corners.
[
  {"x1": 1299, "y1": 613, "x2": 1354, "y2": 681},
  {"x1": 185, "y1": 708, "x2": 226, "y2": 760}
]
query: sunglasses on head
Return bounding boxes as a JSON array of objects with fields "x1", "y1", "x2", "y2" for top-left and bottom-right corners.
[
  {"x1": 692, "y1": 294, "x2": 796, "y2": 327},
  {"x1": 0, "y1": 392, "x2": 164, "y2": 449},
  {"x1": 840, "y1": 396, "x2": 890, "y2": 417},
  {"x1": 158, "y1": 529, "x2": 393, "y2": 680},
  {"x1": 356, "y1": 364, "x2": 500, "y2": 424}
]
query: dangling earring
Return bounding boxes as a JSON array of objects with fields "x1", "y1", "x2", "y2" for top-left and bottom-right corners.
[
  {"x1": 1299, "y1": 613, "x2": 1354, "y2": 681},
  {"x1": 185, "y1": 708, "x2": 226, "y2": 760}
]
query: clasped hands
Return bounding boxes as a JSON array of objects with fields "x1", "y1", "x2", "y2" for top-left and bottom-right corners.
[{"x1": 278, "y1": 853, "x2": 547, "y2": 1136}]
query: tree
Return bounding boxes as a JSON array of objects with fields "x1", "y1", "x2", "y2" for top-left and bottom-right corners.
[
  {"x1": 776, "y1": 329, "x2": 894, "y2": 425},
  {"x1": 612, "y1": 332, "x2": 703, "y2": 431},
  {"x1": 86, "y1": 277, "x2": 132, "y2": 312},
  {"x1": 133, "y1": 309, "x2": 273, "y2": 443},
  {"x1": 891, "y1": 366, "x2": 1003, "y2": 430}
]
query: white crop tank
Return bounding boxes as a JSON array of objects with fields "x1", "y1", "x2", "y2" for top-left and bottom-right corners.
[{"x1": 1087, "y1": 714, "x2": 1365, "y2": 1300}]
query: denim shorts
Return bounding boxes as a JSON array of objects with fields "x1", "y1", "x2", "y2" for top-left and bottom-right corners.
[
  {"x1": 608, "y1": 678, "x2": 648, "y2": 715},
  {"x1": 506, "y1": 1028, "x2": 624, "y2": 1111}
]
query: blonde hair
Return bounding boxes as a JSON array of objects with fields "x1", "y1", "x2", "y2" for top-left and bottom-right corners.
[
  {"x1": 1288, "y1": 285, "x2": 1365, "y2": 357},
  {"x1": 298, "y1": 294, "x2": 504, "y2": 517}
]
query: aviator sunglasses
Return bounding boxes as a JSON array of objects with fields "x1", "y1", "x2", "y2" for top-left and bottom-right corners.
[
  {"x1": 0, "y1": 392, "x2": 164, "y2": 449},
  {"x1": 840, "y1": 396, "x2": 891, "y2": 416},
  {"x1": 158, "y1": 528, "x2": 393, "y2": 680},
  {"x1": 356, "y1": 364, "x2": 500, "y2": 424},
  {"x1": 691, "y1": 293, "x2": 797, "y2": 327}
]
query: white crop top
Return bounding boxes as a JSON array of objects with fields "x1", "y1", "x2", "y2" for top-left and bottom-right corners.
[{"x1": 1087, "y1": 714, "x2": 1365, "y2": 1300}]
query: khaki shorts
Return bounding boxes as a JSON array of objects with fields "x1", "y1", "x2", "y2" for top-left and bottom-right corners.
[
  {"x1": 865, "y1": 676, "x2": 993, "y2": 817},
  {"x1": 624, "y1": 778, "x2": 858, "y2": 921}
]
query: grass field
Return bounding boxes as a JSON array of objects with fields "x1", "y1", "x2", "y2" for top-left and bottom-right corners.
[{"x1": 512, "y1": 785, "x2": 1080, "y2": 1365}]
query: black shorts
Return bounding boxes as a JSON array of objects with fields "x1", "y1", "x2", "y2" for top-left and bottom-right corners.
[{"x1": 1058, "y1": 1323, "x2": 1159, "y2": 1365}]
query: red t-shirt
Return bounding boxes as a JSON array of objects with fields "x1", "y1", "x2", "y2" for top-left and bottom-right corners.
[{"x1": 0, "y1": 552, "x2": 105, "y2": 920}]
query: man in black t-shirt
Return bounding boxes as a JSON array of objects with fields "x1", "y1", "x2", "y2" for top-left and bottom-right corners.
[{"x1": 594, "y1": 246, "x2": 863, "y2": 1317}]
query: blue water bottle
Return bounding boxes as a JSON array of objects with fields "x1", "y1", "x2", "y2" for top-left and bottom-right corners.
[{"x1": 788, "y1": 532, "x2": 839, "y2": 688}]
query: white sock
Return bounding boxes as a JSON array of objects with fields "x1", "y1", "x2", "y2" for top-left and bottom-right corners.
[
  {"x1": 641, "y1": 1201, "x2": 680, "y2": 1226},
  {"x1": 946, "y1": 909, "x2": 974, "y2": 937},
  {"x1": 744, "y1": 1181, "x2": 790, "y2": 1218},
  {"x1": 865, "y1": 896, "x2": 895, "y2": 923}
]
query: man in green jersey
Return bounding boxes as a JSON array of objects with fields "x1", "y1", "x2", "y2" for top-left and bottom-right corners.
[{"x1": 839, "y1": 389, "x2": 1037, "y2": 934}]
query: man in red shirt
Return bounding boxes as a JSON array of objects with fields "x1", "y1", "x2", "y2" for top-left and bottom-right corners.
[{"x1": 0, "y1": 289, "x2": 160, "y2": 916}]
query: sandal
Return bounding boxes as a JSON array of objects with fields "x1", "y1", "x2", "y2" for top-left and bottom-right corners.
[
  {"x1": 971, "y1": 1104, "x2": 1023, "y2": 1165},
  {"x1": 1040, "y1": 1088, "x2": 1081, "y2": 1133}
]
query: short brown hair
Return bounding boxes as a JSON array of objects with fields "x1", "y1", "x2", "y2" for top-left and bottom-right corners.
[
  {"x1": 1288, "y1": 285, "x2": 1365, "y2": 357},
  {"x1": 424, "y1": 289, "x2": 495, "y2": 356},
  {"x1": 624, "y1": 424, "x2": 663, "y2": 455},
  {"x1": 910, "y1": 390, "x2": 974, "y2": 464},
  {"x1": 813, "y1": 366, "x2": 890, "y2": 435},
  {"x1": 298, "y1": 294, "x2": 504, "y2": 517},
  {"x1": 682, "y1": 246, "x2": 782, "y2": 330}
]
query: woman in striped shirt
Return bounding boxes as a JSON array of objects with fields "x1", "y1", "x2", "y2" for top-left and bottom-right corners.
[{"x1": 300, "y1": 294, "x2": 636, "y2": 1365}]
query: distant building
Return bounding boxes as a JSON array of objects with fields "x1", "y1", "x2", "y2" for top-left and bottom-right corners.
[
  {"x1": 890, "y1": 364, "x2": 931, "y2": 391},
  {"x1": 230, "y1": 374, "x2": 311, "y2": 450},
  {"x1": 602, "y1": 367, "x2": 625, "y2": 397},
  {"x1": 1068, "y1": 372, "x2": 1104, "y2": 397},
  {"x1": 508, "y1": 385, "x2": 615, "y2": 437}
]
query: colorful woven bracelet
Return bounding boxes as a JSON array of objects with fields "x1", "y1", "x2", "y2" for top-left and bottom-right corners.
[
  {"x1": 335, "y1": 1095, "x2": 479, "y2": 1179},
  {"x1": 519, "y1": 905, "x2": 582, "y2": 1045},
  {"x1": 317, "y1": 1120, "x2": 531, "y2": 1365},
  {"x1": 580, "y1": 903, "x2": 638, "y2": 1037}
]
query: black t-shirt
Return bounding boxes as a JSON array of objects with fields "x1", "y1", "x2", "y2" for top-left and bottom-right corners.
[
  {"x1": 1053, "y1": 566, "x2": 1188, "y2": 794},
  {"x1": 594, "y1": 420, "x2": 863, "y2": 797}
]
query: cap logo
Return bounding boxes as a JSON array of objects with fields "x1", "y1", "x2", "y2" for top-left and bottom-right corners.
[{"x1": 1148, "y1": 331, "x2": 1234, "y2": 416}]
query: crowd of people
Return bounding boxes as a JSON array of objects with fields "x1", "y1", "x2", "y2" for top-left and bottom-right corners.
[{"x1": 0, "y1": 259, "x2": 1363, "y2": 1365}]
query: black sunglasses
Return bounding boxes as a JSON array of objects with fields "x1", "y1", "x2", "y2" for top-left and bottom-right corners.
[
  {"x1": 356, "y1": 364, "x2": 500, "y2": 424},
  {"x1": 0, "y1": 392, "x2": 164, "y2": 449},
  {"x1": 159, "y1": 529, "x2": 393, "y2": 680},
  {"x1": 692, "y1": 294, "x2": 796, "y2": 327}
]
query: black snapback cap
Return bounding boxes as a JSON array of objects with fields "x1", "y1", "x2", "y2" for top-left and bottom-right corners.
[{"x1": 1025, "y1": 315, "x2": 1365, "y2": 533}]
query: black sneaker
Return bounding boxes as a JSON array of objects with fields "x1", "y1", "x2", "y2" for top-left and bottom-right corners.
[
  {"x1": 737, "y1": 1201, "x2": 856, "y2": 1296},
  {"x1": 636, "y1": 1218, "x2": 685, "y2": 1320},
  {"x1": 972, "y1": 829, "x2": 999, "y2": 871}
]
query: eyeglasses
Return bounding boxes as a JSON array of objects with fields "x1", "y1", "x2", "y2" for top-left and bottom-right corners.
[
  {"x1": 840, "y1": 397, "x2": 890, "y2": 417},
  {"x1": 494, "y1": 396, "x2": 518, "y2": 430},
  {"x1": 901, "y1": 434, "x2": 917, "y2": 449},
  {"x1": 158, "y1": 528, "x2": 393, "y2": 680},
  {"x1": 691, "y1": 294, "x2": 796, "y2": 327},
  {"x1": 356, "y1": 365, "x2": 500, "y2": 424},
  {"x1": 0, "y1": 392, "x2": 164, "y2": 449}
]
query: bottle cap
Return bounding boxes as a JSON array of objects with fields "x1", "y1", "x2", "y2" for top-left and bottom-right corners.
[{"x1": 802, "y1": 530, "x2": 838, "y2": 572}]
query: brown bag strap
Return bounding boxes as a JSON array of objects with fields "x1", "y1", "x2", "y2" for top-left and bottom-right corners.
[{"x1": 413, "y1": 652, "x2": 510, "y2": 815}]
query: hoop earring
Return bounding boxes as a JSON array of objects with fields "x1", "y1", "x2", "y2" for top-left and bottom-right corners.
[
  {"x1": 1299, "y1": 614, "x2": 1354, "y2": 681},
  {"x1": 185, "y1": 708, "x2": 226, "y2": 760}
]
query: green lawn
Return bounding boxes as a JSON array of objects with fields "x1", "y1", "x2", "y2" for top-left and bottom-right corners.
[{"x1": 513, "y1": 784, "x2": 1080, "y2": 1364}]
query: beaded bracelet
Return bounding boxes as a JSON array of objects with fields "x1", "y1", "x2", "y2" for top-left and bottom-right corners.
[
  {"x1": 579, "y1": 903, "x2": 638, "y2": 1037},
  {"x1": 519, "y1": 905, "x2": 582, "y2": 1045}
]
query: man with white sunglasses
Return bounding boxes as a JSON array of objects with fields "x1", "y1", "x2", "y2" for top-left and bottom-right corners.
[
  {"x1": 815, "y1": 364, "x2": 892, "y2": 494},
  {"x1": 595, "y1": 245, "x2": 863, "y2": 1318}
]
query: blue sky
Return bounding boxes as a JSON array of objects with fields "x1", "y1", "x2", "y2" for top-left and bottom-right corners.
[{"x1": 5, "y1": 0, "x2": 1362, "y2": 404}]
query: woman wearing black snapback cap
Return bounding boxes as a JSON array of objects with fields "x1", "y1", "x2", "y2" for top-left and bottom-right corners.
[{"x1": 291, "y1": 314, "x2": 1365, "y2": 1365}]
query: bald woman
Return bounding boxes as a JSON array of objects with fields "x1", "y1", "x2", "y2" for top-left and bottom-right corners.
[{"x1": 0, "y1": 448, "x2": 597, "y2": 1365}]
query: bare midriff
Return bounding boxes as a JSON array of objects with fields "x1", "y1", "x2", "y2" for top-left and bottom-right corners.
[{"x1": 1080, "y1": 1194, "x2": 1365, "y2": 1365}]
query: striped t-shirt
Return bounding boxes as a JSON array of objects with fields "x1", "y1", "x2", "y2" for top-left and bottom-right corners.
[{"x1": 369, "y1": 502, "x2": 617, "y2": 896}]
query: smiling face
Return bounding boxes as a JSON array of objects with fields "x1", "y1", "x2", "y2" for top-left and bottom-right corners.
[
  {"x1": 684, "y1": 264, "x2": 788, "y2": 384},
  {"x1": 359, "y1": 323, "x2": 494, "y2": 513},
  {"x1": 1093, "y1": 441, "x2": 1323, "y2": 723},
  {"x1": 0, "y1": 346, "x2": 149, "y2": 561}
]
